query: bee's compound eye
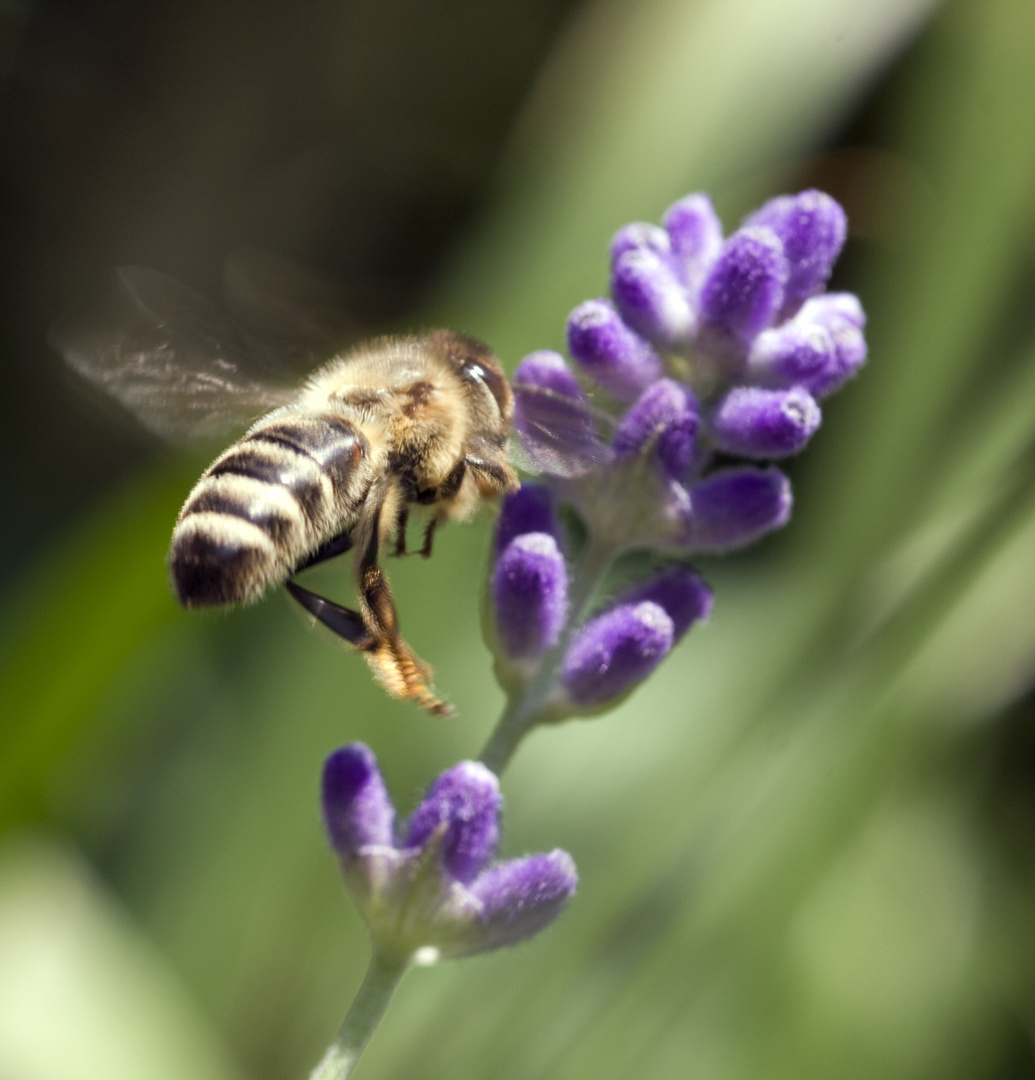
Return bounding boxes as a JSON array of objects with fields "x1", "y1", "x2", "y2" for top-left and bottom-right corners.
[{"x1": 458, "y1": 358, "x2": 509, "y2": 416}]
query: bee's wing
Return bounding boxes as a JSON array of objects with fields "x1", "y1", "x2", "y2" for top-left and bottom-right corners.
[
  {"x1": 52, "y1": 266, "x2": 298, "y2": 443},
  {"x1": 220, "y1": 247, "x2": 362, "y2": 368},
  {"x1": 511, "y1": 382, "x2": 616, "y2": 478}
]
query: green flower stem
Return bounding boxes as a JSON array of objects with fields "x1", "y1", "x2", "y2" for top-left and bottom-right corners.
[
  {"x1": 479, "y1": 536, "x2": 617, "y2": 774},
  {"x1": 308, "y1": 951, "x2": 408, "y2": 1080}
]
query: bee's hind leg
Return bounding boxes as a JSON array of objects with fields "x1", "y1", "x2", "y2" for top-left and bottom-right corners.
[
  {"x1": 285, "y1": 580, "x2": 373, "y2": 650},
  {"x1": 356, "y1": 502, "x2": 452, "y2": 716},
  {"x1": 292, "y1": 529, "x2": 355, "y2": 573}
]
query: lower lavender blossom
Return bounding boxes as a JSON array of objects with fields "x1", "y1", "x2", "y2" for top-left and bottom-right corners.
[{"x1": 322, "y1": 745, "x2": 577, "y2": 962}]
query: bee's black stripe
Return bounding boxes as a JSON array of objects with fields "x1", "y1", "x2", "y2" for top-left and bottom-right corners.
[
  {"x1": 183, "y1": 487, "x2": 298, "y2": 547},
  {"x1": 251, "y1": 417, "x2": 368, "y2": 489},
  {"x1": 208, "y1": 445, "x2": 327, "y2": 524}
]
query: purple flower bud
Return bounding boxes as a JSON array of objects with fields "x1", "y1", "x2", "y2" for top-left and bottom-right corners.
[
  {"x1": 513, "y1": 350, "x2": 607, "y2": 475},
  {"x1": 814, "y1": 291, "x2": 865, "y2": 329},
  {"x1": 322, "y1": 743, "x2": 395, "y2": 856},
  {"x1": 663, "y1": 192, "x2": 723, "y2": 290},
  {"x1": 611, "y1": 247, "x2": 693, "y2": 347},
  {"x1": 610, "y1": 222, "x2": 671, "y2": 262},
  {"x1": 797, "y1": 293, "x2": 867, "y2": 397},
  {"x1": 567, "y1": 298, "x2": 664, "y2": 401},
  {"x1": 685, "y1": 467, "x2": 792, "y2": 550},
  {"x1": 617, "y1": 566, "x2": 712, "y2": 640},
  {"x1": 698, "y1": 226, "x2": 788, "y2": 343},
  {"x1": 513, "y1": 349, "x2": 583, "y2": 398},
  {"x1": 562, "y1": 601, "x2": 674, "y2": 707},
  {"x1": 495, "y1": 484, "x2": 560, "y2": 554},
  {"x1": 746, "y1": 190, "x2": 847, "y2": 310},
  {"x1": 613, "y1": 379, "x2": 699, "y2": 479},
  {"x1": 707, "y1": 386, "x2": 821, "y2": 458},
  {"x1": 406, "y1": 762, "x2": 500, "y2": 884},
  {"x1": 493, "y1": 533, "x2": 569, "y2": 662},
  {"x1": 746, "y1": 320, "x2": 833, "y2": 387},
  {"x1": 470, "y1": 851, "x2": 577, "y2": 950}
]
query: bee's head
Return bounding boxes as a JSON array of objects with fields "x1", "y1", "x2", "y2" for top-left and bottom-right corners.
[{"x1": 430, "y1": 329, "x2": 513, "y2": 425}]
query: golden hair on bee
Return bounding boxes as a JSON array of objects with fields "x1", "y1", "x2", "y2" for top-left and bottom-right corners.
[{"x1": 56, "y1": 268, "x2": 518, "y2": 715}]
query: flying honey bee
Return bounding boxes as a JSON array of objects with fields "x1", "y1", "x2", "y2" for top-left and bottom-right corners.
[{"x1": 55, "y1": 265, "x2": 518, "y2": 715}]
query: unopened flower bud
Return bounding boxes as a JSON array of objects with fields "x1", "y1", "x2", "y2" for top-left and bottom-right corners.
[
  {"x1": 323, "y1": 743, "x2": 395, "y2": 856},
  {"x1": 797, "y1": 293, "x2": 867, "y2": 397},
  {"x1": 684, "y1": 466, "x2": 792, "y2": 550},
  {"x1": 611, "y1": 247, "x2": 693, "y2": 347},
  {"x1": 405, "y1": 762, "x2": 500, "y2": 884},
  {"x1": 470, "y1": 852, "x2": 578, "y2": 951},
  {"x1": 613, "y1": 378, "x2": 699, "y2": 479},
  {"x1": 663, "y1": 192, "x2": 723, "y2": 290},
  {"x1": 562, "y1": 601, "x2": 674, "y2": 708},
  {"x1": 610, "y1": 222, "x2": 672, "y2": 262},
  {"x1": 747, "y1": 320, "x2": 833, "y2": 387},
  {"x1": 616, "y1": 566, "x2": 712, "y2": 640},
  {"x1": 492, "y1": 533, "x2": 569, "y2": 663},
  {"x1": 746, "y1": 189, "x2": 847, "y2": 312},
  {"x1": 567, "y1": 298, "x2": 664, "y2": 400},
  {"x1": 707, "y1": 385, "x2": 821, "y2": 458},
  {"x1": 513, "y1": 351, "x2": 607, "y2": 475},
  {"x1": 698, "y1": 226, "x2": 788, "y2": 343}
]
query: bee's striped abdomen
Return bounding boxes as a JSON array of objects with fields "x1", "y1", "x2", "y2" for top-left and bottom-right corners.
[{"x1": 170, "y1": 414, "x2": 370, "y2": 607}]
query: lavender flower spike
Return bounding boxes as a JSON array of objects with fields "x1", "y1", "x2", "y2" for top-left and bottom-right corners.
[
  {"x1": 663, "y1": 192, "x2": 723, "y2": 291},
  {"x1": 321, "y1": 745, "x2": 577, "y2": 963}
]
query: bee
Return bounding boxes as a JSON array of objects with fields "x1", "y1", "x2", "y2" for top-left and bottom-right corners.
[{"x1": 55, "y1": 265, "x2": 518, "y2": 715}]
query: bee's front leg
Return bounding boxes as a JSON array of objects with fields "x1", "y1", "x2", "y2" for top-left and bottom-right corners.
[{"x1": 464, "y1": 454, "x2": 518, "y2": 495}]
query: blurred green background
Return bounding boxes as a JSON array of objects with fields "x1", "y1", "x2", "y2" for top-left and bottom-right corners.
[{"x1": 3, "y1": 0, "x2": 1035, "y2": 1077}]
